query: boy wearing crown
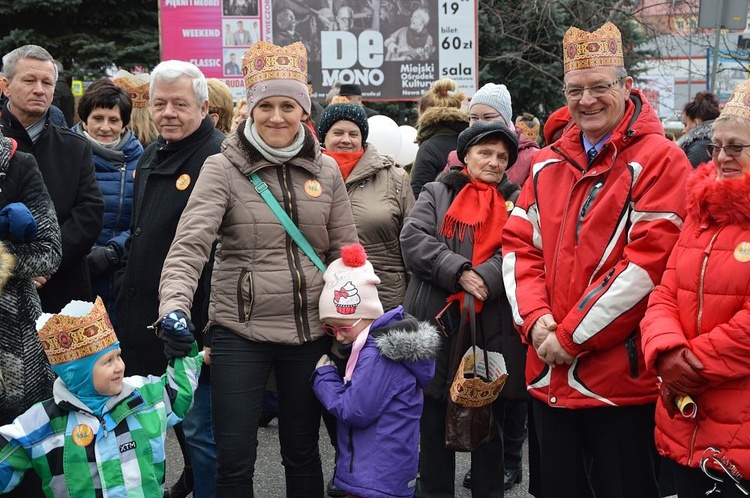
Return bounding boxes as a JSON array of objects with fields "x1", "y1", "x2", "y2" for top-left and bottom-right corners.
[
  {"x1": 0, "y1": 297, "x2": 203, "y2": 497},
  {"x1": 501, "y1": 22, "x2": 691, "y2": 497}
]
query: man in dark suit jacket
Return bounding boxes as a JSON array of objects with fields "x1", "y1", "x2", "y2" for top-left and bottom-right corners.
[
  {"x1": 225, "y1": 53, "x2": 241, "y2": 75},
  {"x1": 0, "y1": 44, "x2": 103, "y2": 314}
]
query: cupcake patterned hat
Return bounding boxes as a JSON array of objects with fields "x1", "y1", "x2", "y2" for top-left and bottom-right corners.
[
  {"x1": 720, "y1": 80, "x2": 750, "y2": 121},
  {"x1": 36, "y1": 296, "x2": 118, "y2": 366},
  {"x1": 241, "y1": 41, "x2": 311, "y2": 114},
  {"x1": 113, "y1": 69, "x2": 150, "y2": 108},
  {"x1": 319, "y1": 244, "x2": 384, "y2": 320},
  {"x1": 563, "y1": 22, "x2": 624, "y2": 73}
]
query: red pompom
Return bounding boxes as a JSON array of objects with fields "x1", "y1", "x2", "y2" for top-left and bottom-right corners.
[{"x1": 341, "y1": 243, "x2": 367, "y2": 267}]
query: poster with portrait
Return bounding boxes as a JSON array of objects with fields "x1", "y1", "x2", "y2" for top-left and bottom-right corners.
[{"x1": 160, "y1": 0, "x2": 478, "y2": 101}]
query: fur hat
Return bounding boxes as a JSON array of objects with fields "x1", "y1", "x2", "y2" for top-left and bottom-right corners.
[
  {"x1": 456, "y1": 120, "x2": 519, "y2": 166},
  {"x1": 242, "y1": 41, "x2": 311, "y2": 115},
  {"x1": 563, "y1": 22, "x2": 624, "y2": 74},
  {"x1": 317, "y1": 103, "x2": 369, "y2": 145},
  {"x1": 470, "y1": 83, "x2": 513, "y2": 127},
  {"x1": 319, "y1": 244, "x2": 384, "y2": 321},
  {"x1": 339, "y1": 83, "x2": 362, "y2": 96},
  {"x1": 0, "y1": 243, "x2": 14, "y2": 295}
]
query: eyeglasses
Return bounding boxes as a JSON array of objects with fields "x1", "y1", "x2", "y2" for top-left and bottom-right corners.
[
  {"x1": 468, "y1": 113, "x2": 502, "y2": 123},
  {"x1": 699, "y1": 447, "x2": 748, "y2": 496},
  {"x1": 563, "y1": 78, "x2": 623, "y2": 101},
  {"x1": 706, "y1": 143, "x2": 750, "y2": 158},
  {"x1": 322, "y1": 318, "x2": 362, "y2": 337}
]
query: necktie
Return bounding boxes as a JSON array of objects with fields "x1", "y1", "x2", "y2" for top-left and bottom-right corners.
[{"x1": 587, "y1": 147, "x2": 598, "y2": 164}]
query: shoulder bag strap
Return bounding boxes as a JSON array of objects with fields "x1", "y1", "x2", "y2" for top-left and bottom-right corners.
[{"x1": 249, "y1": 172, "x2": 327, "y2": 273}]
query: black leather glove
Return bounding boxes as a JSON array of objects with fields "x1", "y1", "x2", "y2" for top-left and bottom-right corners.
[
  {"x1": 87, "y1": 244, "x2": 120, "y2": 278},
  {"x1": 158, "y1": 311, "x2": 195, "y2": 360}
]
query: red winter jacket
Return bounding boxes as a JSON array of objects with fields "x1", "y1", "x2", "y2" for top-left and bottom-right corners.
[
  {"x1": 642, "y1": 164, "x2": 750, "y2": 476},
  {"x1": 501, "y1": 90, "x2": 691, "y2": 409}
]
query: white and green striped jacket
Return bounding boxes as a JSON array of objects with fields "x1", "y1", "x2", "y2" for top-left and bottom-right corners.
[{"x1": 0, "y1": 346, "x2": 202, "y2": 497}]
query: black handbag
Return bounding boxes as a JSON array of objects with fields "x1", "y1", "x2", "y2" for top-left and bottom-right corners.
[{"x1": 444, "y1": 294, "x2": 495, "y2": 452}]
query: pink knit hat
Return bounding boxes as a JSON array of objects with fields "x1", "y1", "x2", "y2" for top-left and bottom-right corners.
[{"x1": 319, "y1": 244, "x2": 384, "y2": 321}]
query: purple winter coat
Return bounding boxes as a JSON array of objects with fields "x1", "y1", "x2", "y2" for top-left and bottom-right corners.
[{"x1": 311, "y1": 307, "x2": 440, "y2": 497}]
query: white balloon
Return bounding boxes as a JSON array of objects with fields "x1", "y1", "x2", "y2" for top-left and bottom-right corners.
[
  {"x1": 367, "y1": 115, "x2": 402, "y2": 159},
  {"x1": 395, "y1": 125, "x2": 419, "y2": 167}
]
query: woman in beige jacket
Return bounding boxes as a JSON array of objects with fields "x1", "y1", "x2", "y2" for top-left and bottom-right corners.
[
  {"x1": 317, "y1": 102, "x2": 415, "y2": 310},
  {"x1": 157, "y1": 41, "x2": 357, "y2": 497}
]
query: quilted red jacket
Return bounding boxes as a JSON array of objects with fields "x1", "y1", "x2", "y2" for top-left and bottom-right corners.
[
  {"x1": 502, "y1": 90, "x2": 691, "y2": 409},
  {"x1": 642, "y1": 164, "x2": 750, "y2": 475}
]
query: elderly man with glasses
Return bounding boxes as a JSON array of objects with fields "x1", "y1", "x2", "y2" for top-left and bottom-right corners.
[{"x1": 501, "y1": 22, "x2": 691, "y2": 498}]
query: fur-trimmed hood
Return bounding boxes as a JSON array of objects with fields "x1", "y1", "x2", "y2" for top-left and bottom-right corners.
[
  {"x1": 687, "y1": 162, "x2": 750, "y2": 228},
  {"x1": 416, "y1": 107, "x2": 469, "y2": 145},
  {"x1": 371, "y1": 309, "x2": 440, "y2": 388},
  {"x1": 677, "y1": 119, "x2": 714, "y2": 150},
  {"x1": 0, "y1": 242, "x2": 14, "y2": 295}
]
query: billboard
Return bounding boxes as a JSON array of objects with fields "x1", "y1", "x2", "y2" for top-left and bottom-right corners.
[{"x1": 160, "y1": 0, "x2": 478, "y2": 101}]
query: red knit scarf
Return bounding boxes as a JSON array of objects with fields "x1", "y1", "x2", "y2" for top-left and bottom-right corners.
[
  {"x1": 324, "y1": 150, "x2": 365, "y2": 180},
  {"x1": 440, "y1": 173, "x2": 508, "y2": 312}
]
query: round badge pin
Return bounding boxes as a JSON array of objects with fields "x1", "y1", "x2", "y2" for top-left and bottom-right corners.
[
  {"x1": 505, "y1": 200, "x2": 515, "y2": 211},
  {"x1": 175, "y1": 174, "x2": 191, "y2": 191},
  {"x1": 304, "y1": 179, "x2": 322, "y2": 198},
  {"x1": 734, "y1": 242, "x2": 750, "y2": 262},
  {"x1": 72, "y1": 424, "x2": 95, "y2": 446}
]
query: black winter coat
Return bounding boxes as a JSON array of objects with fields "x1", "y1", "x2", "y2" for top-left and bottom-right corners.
[
  {"x1": 399, "y1": 170, "x2": 527, "y2": 402},
  {"x1": 0, "y1": 143, "x2": 62, "y2": 424},
  {"x1": 0, "y1": 104, "x2": 104, "y2": 313},
  {"x1": 410, "y1": 107, "x2": 468, "y2": 199},
  {"x1": 114, "y1": 116, "x2": 224, "y2": 376}
]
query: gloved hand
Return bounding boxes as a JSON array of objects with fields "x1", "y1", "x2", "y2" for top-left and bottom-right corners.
[
  {"x1": 0, "y1": 203, "x2": 37, "y2": 242},
  {"x1": 315, "y1": 354, "x2": 335, "y2": 370},
  {"x1": 655, "y1": 347, "x2": 707, "y2": 396},
  {"x1": 87, "y1": 244, "x2": 121, "y2": 278},
  {"x1": 158, "y1": 311, "x2": 195, "y2": 359},
  {"x1": 659, "y1": 384, "x2": 678, "y2": 419}
]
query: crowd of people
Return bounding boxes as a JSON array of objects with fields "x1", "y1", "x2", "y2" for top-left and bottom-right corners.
[{"x1": 0, "y1": 17, "x2": 749, "y2": 498}]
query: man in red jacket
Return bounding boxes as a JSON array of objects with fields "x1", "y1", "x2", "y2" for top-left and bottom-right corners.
[{"x1": 501, "y1": 22, "x2": 691, "y2": 498}]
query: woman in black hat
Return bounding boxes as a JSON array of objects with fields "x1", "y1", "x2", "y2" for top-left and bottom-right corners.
[{"x1": 400, "y1": 120, "x2": 526, "y2": 497}]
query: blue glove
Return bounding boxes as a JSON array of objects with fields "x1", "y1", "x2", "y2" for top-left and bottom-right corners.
[
  {"x1": 159, "y1": 311, "x2": 195, "y2": 359},
  {"x1": 0, "y1": 203, "x2": 37, "y2": 242}
]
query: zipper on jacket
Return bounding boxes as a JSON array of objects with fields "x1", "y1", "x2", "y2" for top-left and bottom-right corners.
[
  {"x1": 624, "y1": 331, "x2": 639, "y2": 379},
  {"x1": 575, "y1": 180, "x2": 604, "y2": 245},
  {"x1": 282, "y1": 167, "x2": 308, "y2": 342},
  {"x1": 577, "y1": 268, "x2": 615, "y2": 311},
  {"x1": 236, "y1": 268, "x2": 253, "y2": 323},
  {"x1": 687, "y1": 419, "x2": 700, "y2": 466},
  {"x1": 697, "y1": 230, "x2": 721, "y2": 334},
  {"x1": 348, "y1": 426, "x2": 355, "y2": 473},
  {"x1": 113, "y1": 163, "x2": 127, "y2": 235}
]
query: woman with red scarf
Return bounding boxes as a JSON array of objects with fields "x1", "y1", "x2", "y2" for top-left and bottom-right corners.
[{"x1": 400, "y1": 120, "x2": 525, "y2": 497}]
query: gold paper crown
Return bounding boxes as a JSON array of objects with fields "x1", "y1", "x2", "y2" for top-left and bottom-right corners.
[
  {"x1": 38, "y1": 297, "x2": 118, "y2": 366},
  {"x1": 720, "y1": 80, "x2": 750, "y2": 121},
  {"x1": 516, "y1": 121, "x2": 540, "y2": 141},
  {"x1": 241, "y1": 41, "x2": 308, "y2": 90},
  {"x1": 563, "y1": 22, "x2": 624, "y2": 73},
  {"x1": 113, "y1": 70, "x2": 150, "y2": 108}
]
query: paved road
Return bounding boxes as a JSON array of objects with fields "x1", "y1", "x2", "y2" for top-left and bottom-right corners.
[{"x1": 165, "y1": 419, "x2": 533, "y2": 497}]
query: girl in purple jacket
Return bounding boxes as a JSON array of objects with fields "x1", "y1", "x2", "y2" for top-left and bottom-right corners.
[{"x1": 312, "y1": 244, "x2": 440, "y2": 498}]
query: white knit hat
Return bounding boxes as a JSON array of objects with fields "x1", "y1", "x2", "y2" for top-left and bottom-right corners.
[
  {"x1": 319, "y1": 244, "x2": 384, "y2": 321},
  {"x1": 471, "y1": 83, "x2": 513, "y2": 126}
]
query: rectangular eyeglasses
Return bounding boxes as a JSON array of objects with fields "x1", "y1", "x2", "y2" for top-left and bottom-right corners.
[
  {"x1": 563, "y1": 78, "x2": 623, "y2": 101},
  {"x1": 706, "y1": 143, "x2": 750, "y2": 158}
]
